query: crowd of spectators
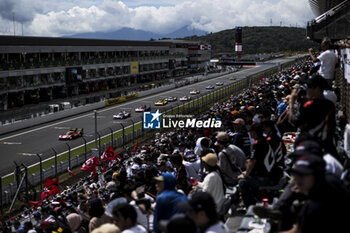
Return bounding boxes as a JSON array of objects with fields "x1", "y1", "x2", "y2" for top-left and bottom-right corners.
[{"x1": 2, "y1": 39, "x2": 350, "y2": 233}]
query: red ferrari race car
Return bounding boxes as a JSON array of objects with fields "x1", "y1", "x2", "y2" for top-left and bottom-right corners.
[{"x1": 59, "y1": 128, "x2": 84, "y2": 140}]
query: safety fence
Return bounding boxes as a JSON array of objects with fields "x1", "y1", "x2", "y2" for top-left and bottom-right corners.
[{"x1": 0, "y1": 57, "x2": 301, "y2": 214}]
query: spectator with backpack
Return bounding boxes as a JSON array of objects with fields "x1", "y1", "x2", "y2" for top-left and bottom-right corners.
[{"x1": 216, "y1": 132, "x2": 246, "y2": 187}]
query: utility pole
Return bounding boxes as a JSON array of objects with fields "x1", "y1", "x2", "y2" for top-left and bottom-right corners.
[
  {"x1": 94, "y1": 110, "x2": 98, "y2": 148},
  {"x1": 91, "y1": 110, "x2": 99, "y2": 158}
]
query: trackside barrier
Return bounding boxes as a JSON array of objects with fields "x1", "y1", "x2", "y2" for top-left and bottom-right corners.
[{"x1": 0, "y1": 59, "x2": 303, "y2": 210}]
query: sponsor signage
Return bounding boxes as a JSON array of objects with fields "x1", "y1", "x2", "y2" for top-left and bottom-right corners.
[{"x1": 131, "y1": 62, "x2": 139, "y2": 74}]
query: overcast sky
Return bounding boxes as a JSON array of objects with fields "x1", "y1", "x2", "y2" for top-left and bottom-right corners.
[{"x1": 0, "y1": 0, "x2": 315, "y2": 37}]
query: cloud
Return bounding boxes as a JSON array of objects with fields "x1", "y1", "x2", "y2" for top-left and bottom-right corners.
[{"x1": 1, "y1": 0, "x2": 314, "y2": 37}]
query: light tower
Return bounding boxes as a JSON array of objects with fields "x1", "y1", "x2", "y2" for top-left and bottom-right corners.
[{"x1": 235, "y1": 26, "x2": 242, "y2": 57}]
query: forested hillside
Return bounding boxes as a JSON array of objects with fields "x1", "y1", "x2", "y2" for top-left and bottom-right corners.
[{"x1": 183, "y1": 26, "x2": 319, "y2": 54}]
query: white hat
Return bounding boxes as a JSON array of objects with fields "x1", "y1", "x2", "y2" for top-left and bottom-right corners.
[
  {"x1": 105, "y1": 197, "x2": 127, "y2": 217},
  {"x1": 323, "y1": 90, "x2": 337, "y2": 105},
  {"x1": 131, "y1": 164, "x2": 141, "y2": 170}
]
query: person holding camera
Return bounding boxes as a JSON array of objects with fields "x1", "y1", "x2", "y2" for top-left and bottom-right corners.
[{"x1": 308, "y1": 37, "x2": 338, "y2": 88}]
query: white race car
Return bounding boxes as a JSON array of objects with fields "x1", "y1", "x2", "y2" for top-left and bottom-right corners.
[
  {"x1": 166, "y1": 96, "x2": 177, "y2": 102},
  {"x1": 216, "y1": 82, "x2": 224, "y2": 86},
  {"x1": 113, "y1": 111, "x2": 131, "y2": 119},
  {"x1": 190, "y1": 89, "x2": 200, "y2": 95},
  {"x1": 180, "y1": 96, "x2": 191, "y2": 101}
]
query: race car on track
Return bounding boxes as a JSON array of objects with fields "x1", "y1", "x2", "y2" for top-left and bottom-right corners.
[
  {"x1": 166, "y1": 96, "x2": 177, "y2": 102},
  {"x1": 113, "y1": 111, "x2": 131, "y2": 119},
  {"x1": 154, "y1": 99, "x2": 168, "y2": 106},
  {"x1": 206, "y1": 85, "x2": 215, "y2": 89},
  {"x1": 190, "y1": 89, "x2": 200, "y2": 95},
  {"x1": 180, "y1": 96, "x2": 191, "y2": 101},
  {"x1": 135, "y1": 105, "x2": 151, "y2": 112},
  {"x1": 216, "y1": 82, "x2": 224, "y2": 86},
  {"x1": 59, "y1": 128, "x2": 84, "y2": 140}
]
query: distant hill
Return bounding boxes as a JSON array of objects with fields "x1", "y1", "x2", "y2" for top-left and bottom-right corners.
[
  {"x1": 67, "y1": 25, "x2": 207, "y2": 41},
  {"x1": 183, "y1": 26, "x2": 319, "y2": 54},
  {"x1": 164, "y1": 25, "x2": 207, "y2": 39}
]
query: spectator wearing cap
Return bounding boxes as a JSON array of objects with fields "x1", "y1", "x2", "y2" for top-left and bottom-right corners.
[
  {"x1": 88, "y1": 198, "x2": 113, "y2": 232},
  {"x1": 287, "y1": 154, "x2": 350, "y2": 233},
  {"x1": 309, "y1": 37, "x2": 338, "y2": 88},
  {"x1": 66, "y1": 213, "x2": 87, "y2": 233},
  {"x1": 195, "y1": 137, "x2": 215, "y2": 158},
  {"x1": 292, "y1": 137, "x2": 343, "y2": 177},
  {"x1": 196, "y1": 153, "x2": 225, "y2": 213},
  {"x1": 238, "y1": 123, "x2": 281, "y2": 208},
  {"x1": 131, "y1": 164, "x2": 141, "y2": 177},
  {"x1": 91, "y1": 223, "x2": 121, "y2": 233},
  {"x1": 182, "y1": 192, "x2": 229, "y2": 233},
  {"x1": 153, "y1": 173, "x2": 187, "y2": 233},
  {"x1": 288, "y1": 75, "x2": 339, "y2": 161},
  {"x1": 183, "y1": 150, "x2": 201, "y2": 181},
  {"x1": 112, "y1": 203, "x2": 147, "y2": 233},
  {"x1": 32, "y1": 212, "x2": 41, "y2": 229},
  {"x1": 194, "y1": 137, "x2": 216, "y2": 182},
  {"x1": 231, "y1": 118, "x2": 251, "y2": 157},
  {"x1": 215, "y1": 132, "x2": 246, "y2": 187},
  {"x1": 156, "y1": 154, "x2": 173, "y2": 173},
  {"x1": 113, "y1": 170, "x2": 128, "y2": 190}
]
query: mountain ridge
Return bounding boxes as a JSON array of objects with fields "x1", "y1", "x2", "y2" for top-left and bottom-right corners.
[
  {"x1": 182, "y1": 26, "x2": 319, "y2": 54},
  {"x1": 67, "y1": 26, "x2": 318, "y2": 54},
  {"x1": 67, "y1": 25, "x2": 208, "y2": 40}
]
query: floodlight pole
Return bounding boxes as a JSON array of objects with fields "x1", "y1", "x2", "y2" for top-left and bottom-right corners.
[{"x1": 94, "y1": 110, "x2": 98, "y2": 148}]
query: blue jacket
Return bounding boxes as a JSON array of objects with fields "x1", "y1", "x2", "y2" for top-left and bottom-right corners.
[{"x1": 153, "y1": 172, "x2": 187, "y2": 233}]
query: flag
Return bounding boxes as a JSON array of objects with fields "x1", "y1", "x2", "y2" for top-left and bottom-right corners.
[
  {"x1": 67, "y1": 167, "x2": 78, "y2": 178},
  {"x1": 81, "y1": 156, "x2": 100, "y2": 172},
  {"x1": 40, "y1": 215, "x2": 56, "y2": 229},
  {"x1": 29, "y1": 201, "x2": 42, "y2": 208},
  {"x1": 101, "y1": 146, "x2": 117, "y2": 162},
  {"x1": 40, "y1": 177, "x2": 59, "y2": 201},
  {"x1": 133, "y1": 141, "x2": 138, "y2": 153}
]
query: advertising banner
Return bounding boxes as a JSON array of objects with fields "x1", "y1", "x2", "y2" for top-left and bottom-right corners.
[{"x1": 131, "y1": 62, "x2": 139, "y2": 74}]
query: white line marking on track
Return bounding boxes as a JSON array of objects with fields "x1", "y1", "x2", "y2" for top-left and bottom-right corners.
[
  {"x1": 52, "y1": 127, "x2": 71, "y2": 130},
  {"x1": 18, "y1": 153, "x2": 37, "y2": 156},
  {"x1": 0, "y1": 142, "x2": 22, "y2": 145},
  {"x1": 90, "y1": 116, "x2": 106, "y2": 118}
]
